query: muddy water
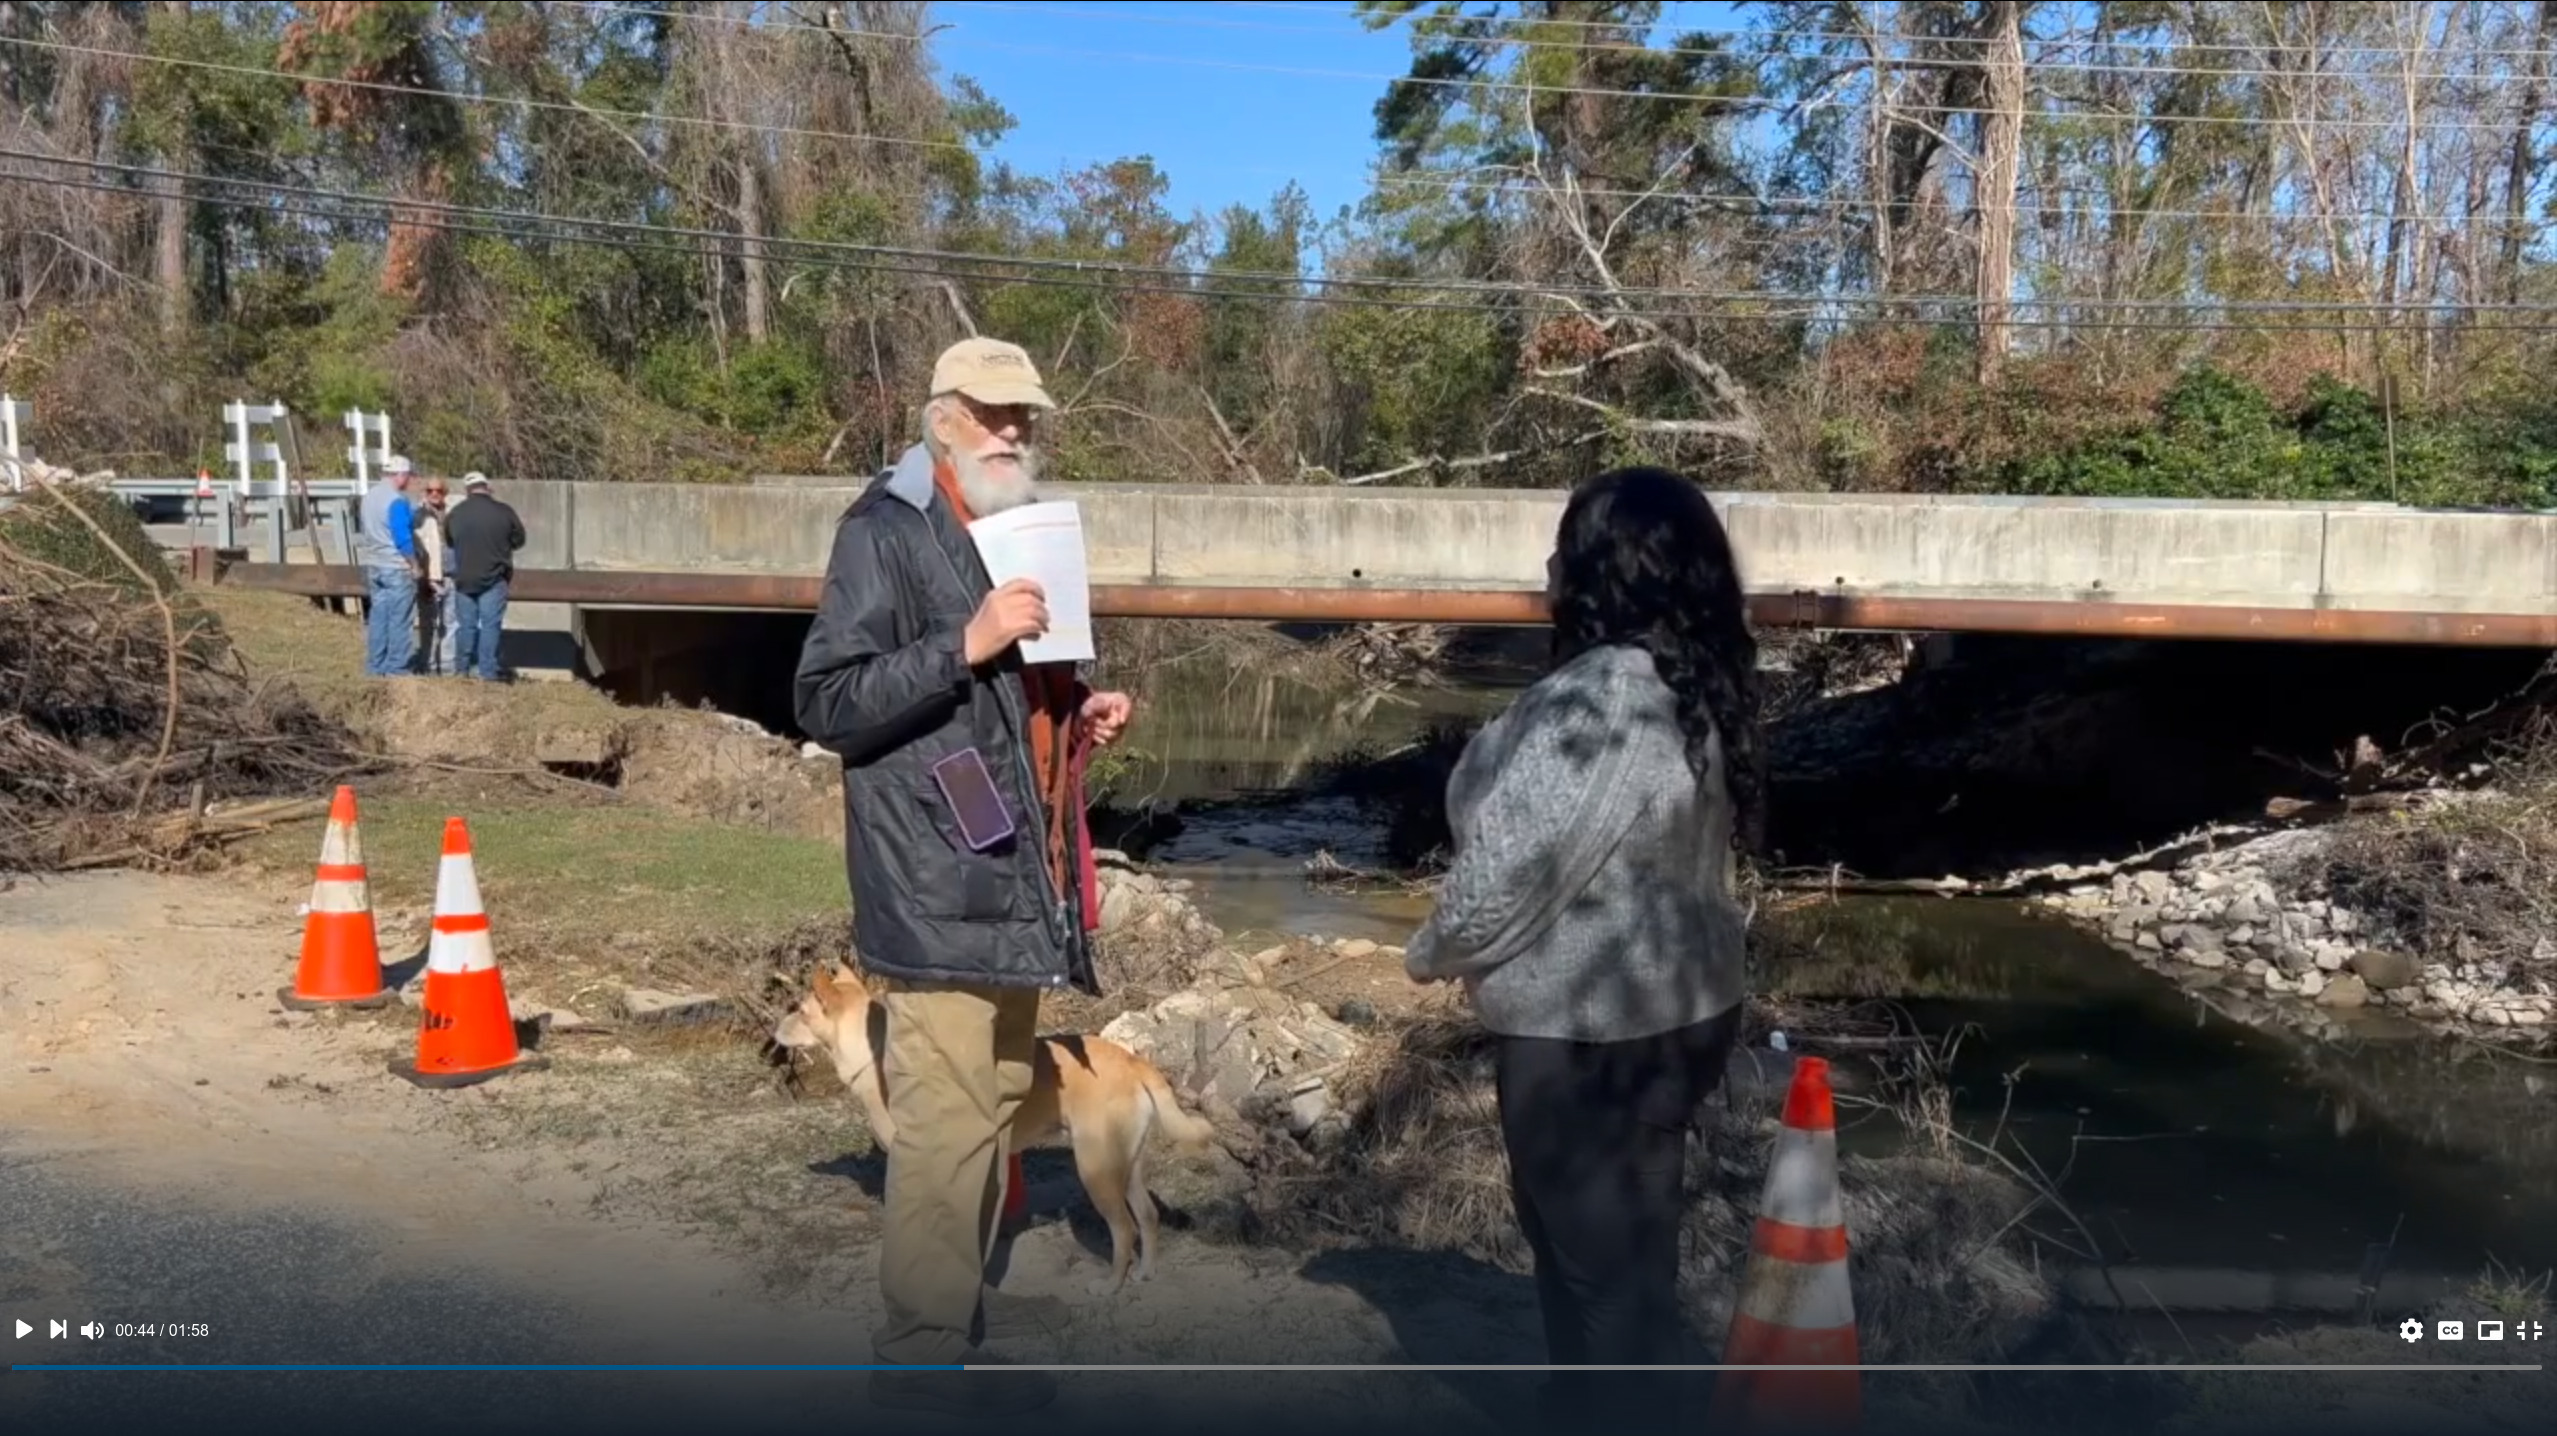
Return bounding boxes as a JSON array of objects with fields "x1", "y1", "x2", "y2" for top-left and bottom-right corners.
[
  {"x1": 1129, "y1": 660, "x2": 2557, "y2": 1321},
  {"x1": 1106, "y1": 658, "x2": 1521, "y2": 945}
]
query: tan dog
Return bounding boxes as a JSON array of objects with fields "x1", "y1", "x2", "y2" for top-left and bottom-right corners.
[{"x1": 773, "y1": 963, "x2": 1219, "y2": 1295}]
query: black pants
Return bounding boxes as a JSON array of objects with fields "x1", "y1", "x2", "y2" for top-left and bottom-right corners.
[{"x1": 1494, "y1": 1005, "x2": 1741, "y2": 1427}]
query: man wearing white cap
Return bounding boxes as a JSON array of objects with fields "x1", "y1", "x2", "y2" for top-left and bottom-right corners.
[
  {"x1": 795, "y1": 337, "x2": 1135, "y2": 1415},
  {"x1": 444, "y1": 471, "x2": 525, "y2": 682},
  {"x1": 354, "y1": 455, "x2": 421, "y2": 675}
]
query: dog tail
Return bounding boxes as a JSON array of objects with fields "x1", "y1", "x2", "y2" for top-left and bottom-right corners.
[{"x1": 1137, "y1": 1063, "x2": 1219, "y2": 1152}]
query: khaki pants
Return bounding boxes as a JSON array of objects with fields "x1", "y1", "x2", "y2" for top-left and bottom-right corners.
[{"x1": 871, "y1": 978, "x2": 1041, "y2": 1366}]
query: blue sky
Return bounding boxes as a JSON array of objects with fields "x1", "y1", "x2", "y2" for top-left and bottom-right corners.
[{"x1": 928, "y1": 1, "x2": 1745, "y2": 230}]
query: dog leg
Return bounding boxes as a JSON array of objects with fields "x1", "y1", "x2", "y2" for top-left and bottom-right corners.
[
  {"x1": 1071, "y1": 1141, "x2": 1139, "y2": 1298},
  {"x1": 1128, "y1": 1147, "x2": 1162, "y2": 1285}
]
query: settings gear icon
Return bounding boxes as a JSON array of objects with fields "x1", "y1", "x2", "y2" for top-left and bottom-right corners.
[{"x1": 2400, "y1": 1318, "x2": 2427, "y2": 1343}]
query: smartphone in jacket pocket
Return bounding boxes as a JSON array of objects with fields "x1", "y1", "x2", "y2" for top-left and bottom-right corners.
[{"x1": 931, "y1": 747, "x2": 1018, "y2": 852}]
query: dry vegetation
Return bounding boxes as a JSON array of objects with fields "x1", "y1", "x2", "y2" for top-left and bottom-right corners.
[
  {"x1": 0, "y1": 483, "x2": 359, "y2": 871},
  {"x1": 2313, "y1": 733, "x2": 2557, "y2": 994},
  {"x1": 1224, "y1": 1003, "x2": 2067, "y2": 1372}
]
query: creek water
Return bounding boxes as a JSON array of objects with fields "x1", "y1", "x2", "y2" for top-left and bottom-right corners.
[{"x1": 1119, "y1": 658, "x2": 2557, "y2": 1324}]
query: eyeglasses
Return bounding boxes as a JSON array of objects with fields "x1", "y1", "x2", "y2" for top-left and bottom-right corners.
[{"x1": 960, "y1": 396, "x2": 1039, "y2": 436}]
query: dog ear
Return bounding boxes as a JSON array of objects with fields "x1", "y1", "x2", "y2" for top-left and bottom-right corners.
[{"x1": 811, "y1": 965, "x2": 840, "y2": 1005}]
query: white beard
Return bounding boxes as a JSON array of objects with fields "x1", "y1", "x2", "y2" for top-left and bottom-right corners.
[{"x1": 954, "y1": 446, "x2": 1040, "y2": 516}]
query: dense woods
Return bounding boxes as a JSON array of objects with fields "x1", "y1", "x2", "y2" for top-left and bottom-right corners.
[{"x1": 7, "y1": 1, "x2": 2557, "y2": 505}]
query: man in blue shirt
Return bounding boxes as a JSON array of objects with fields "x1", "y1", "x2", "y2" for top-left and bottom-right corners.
[{"x1": 356, "y1": 456, "x2": 421, "y2": 676}]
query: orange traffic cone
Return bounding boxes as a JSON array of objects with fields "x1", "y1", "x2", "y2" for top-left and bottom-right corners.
[
  {"x1": 389, "y1": 818, "x2": 547, "y2": 1089},
  {"x1": 1708, "y1": 1054, "x2": 1861, "y2": 1434},
  {"x1": 279, "y1": 786, "x2": 392, "y2": 1011}
]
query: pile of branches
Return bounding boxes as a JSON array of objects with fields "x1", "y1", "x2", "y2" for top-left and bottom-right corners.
[{"x1": 0, "y1": 482, "x2": 363, "y2": 871}]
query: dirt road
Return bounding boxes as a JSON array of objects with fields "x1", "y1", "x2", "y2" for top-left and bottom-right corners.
[{"x1": 0, "y1": 869, "x2": 1540, "y2": 1434}]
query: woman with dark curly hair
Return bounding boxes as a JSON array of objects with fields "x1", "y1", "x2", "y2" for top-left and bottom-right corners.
[{"x1": 1405, "y1": 465, "x2": 1764, "y2": 1421}]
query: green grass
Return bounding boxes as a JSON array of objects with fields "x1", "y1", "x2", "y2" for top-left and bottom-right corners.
[
  {"x1": 2465, "y1": 1262, "x2": 2553, "y2": 1323},
  {"x1": 193, "y1": 586, "x2": 370, "y2": 712},
  {"x1": 239, "y1": 789, "x2": 848, "y2": 962},
  {"x1": 197, "y1": 585, "x2": 609, "y2": 733}
]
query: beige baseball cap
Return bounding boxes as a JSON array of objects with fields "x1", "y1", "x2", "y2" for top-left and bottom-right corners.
[{"x1": 929, "y1": 337, "x2": 1056, "y2": 410}]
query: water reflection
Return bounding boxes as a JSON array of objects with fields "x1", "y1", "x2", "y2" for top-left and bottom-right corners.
[
  {"x1": 1112, "y1": 661, "x2": 1513, "y2": 943},
  {"x1": 1131, "y1": 663, "x2": 2557, "y2": 1312},
  {"x1": 1114, "y1": 659, "x2": 1516, "y2": 811},
  {"x1": 1764, "y1": 899, "x2": 2557, "y2": 1303}
]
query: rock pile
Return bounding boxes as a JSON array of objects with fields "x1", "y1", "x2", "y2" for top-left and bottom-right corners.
[
  {"x1": 1081, "y1": 850, "x2": 1392, "y2": 1143},
  {"x1": 1092, "y1": 851, "x2": 1224, "y2": 951},
  {"x1": 1101, "y1": 985, "x2": 1367, "y2": 1138},
  {"x1": 2034, "y1": 828, "x2": 2554, "y2": 1038}
]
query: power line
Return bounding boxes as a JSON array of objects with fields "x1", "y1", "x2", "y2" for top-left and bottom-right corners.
[
  {"x1": 20, "y1": 147, "x2": 2557, "y2": 315},
  {"x1": 1368, "y1": 168, "x2": 2543, "y2": 228},
  {"x1": 560, "y1": 10, "x2": 2557, "y2": 130},
  {"x1": 6, "y1": 14, "x2": 2522, "y2": 224},
  {"x1": 601, "y1": 0, "x2": 2557, "y2": 73},
  {"x1": 16, "y1": 149, "x2": 2557, "y2": 332},
  {"x1": 18, "y1": 22, "x2": 2553, "y2": 152},
  {"x1": 40, "y1": 164, "x2": 2557, "y2": 336},
  {"x1": 916, "y1": 0, "x2": 2557, "y2": 87},
  {"x1": 0, "y1": 20, "x2": 2541, "y2": 236},
  {"x1": 1228, "y1": 0, "x2": 2557, "y2": 64},
  {"x1": 0, "y1": 31, "x2": 980, "y2": 158}
]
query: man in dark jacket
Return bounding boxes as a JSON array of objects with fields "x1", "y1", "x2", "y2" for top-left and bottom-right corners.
[
  {"x1": 793, "y1": 337, "x2": 1133, "y2": 1416},
  {"x1": 444, "y1": 472, "x2": 525, "y2": 682}
]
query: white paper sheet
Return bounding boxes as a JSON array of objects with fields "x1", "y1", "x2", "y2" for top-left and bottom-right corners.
[{"x1": 965, "y1": 500, "x2": 1095, "y2": 665}]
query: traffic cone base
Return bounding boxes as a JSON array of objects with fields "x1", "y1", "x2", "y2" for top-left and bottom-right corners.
[
  {"x1": 279, "y1": 983, "x2": 394, "y2": 1013},
  {"x1": 1710, "y1": 1054, "x2": 1862, "y2": 1434},
  {"x1": 389, "y1": 817, "x2": 548, "y2": 1091},
  {"x1": 1000, "y1": 1150, "x2": 1031, "y2": 1233},
  {"x1": 283, "y1": 786, "x2": 391, "y2": 1010}
]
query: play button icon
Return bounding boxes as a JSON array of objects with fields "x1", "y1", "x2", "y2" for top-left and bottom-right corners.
[{"x1": 12, "y1": 1319, "x2": 28, "y2": 1339}]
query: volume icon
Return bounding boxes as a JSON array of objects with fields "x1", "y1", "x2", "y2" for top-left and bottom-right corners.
[{"x1": 79, "y1": 1320, "x2": 103, "y2": 1339}]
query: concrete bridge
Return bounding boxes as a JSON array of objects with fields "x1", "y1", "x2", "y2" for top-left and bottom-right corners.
[
  {"x1": 229, "y1": 478, "x2": 2557, "y2": 630},
  {"x1": 198, "y1": 479, "x2": 2557, "y2": 700}
]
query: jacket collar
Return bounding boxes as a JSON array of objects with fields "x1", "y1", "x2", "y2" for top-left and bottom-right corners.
[{"x1": 884, "y1": 442, "x2": 937, "y2": 512}]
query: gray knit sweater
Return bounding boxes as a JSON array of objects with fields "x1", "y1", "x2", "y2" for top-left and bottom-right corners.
[{"x1": 1404, "y1": 643, "x2": 1749, "y2": 1043}]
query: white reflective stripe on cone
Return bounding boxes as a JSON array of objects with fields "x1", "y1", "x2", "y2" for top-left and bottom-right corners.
[
  {"x1": 1759, "y1": 1126, "x2": 1846, "y2": 1229},
  {"x1": 426, "y1": 930, "x2": 497, "y2": 974},
  {"x1": 319, "y1": 819, "x2": 361, "y2": 868},
  {"x1": 307, "y1": 878, "x2": 370, "y2": 913},
  {"x1": 432, "y1": 852, "x2": 486, "y2": 923},
  {"x1": 1735, "y1": 1252, "x2": 1858, "y2": 1331}
]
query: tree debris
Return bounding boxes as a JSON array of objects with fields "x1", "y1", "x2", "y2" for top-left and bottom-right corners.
[{"x1": 0, "y1": 482, "x2": 365, "y2": 871}]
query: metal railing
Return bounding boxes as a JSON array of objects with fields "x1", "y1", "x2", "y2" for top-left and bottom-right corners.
[
  {"x1": 201, "y1": 555, "x2": 2557, "y2": 646},
  {"x1": 3, "y1": 397, "x2": 394, "y2": 560}
]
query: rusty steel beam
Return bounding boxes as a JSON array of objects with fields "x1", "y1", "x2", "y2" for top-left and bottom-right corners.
[{"x1": 202, "y1": 556, "x2": 2557, "y2": 647}]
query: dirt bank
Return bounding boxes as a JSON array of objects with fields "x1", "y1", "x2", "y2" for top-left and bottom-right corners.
[{"x1": 1767, "y1": 636, "x2": 2547, "y2": 879}]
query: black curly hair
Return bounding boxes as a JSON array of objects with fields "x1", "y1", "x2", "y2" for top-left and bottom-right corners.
[{"x1": 1547, "y1": 466, "x2": 1767, "y2": 855}]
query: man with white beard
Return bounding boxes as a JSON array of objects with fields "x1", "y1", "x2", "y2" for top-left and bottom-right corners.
[{"x1": 793, "y1": 337, "x2": 1134, "y2": 1417}]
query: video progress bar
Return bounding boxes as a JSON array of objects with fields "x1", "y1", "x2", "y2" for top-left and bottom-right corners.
[{"x1": 8, "y1": 1363, "x2": 2545, "y2": 1374}]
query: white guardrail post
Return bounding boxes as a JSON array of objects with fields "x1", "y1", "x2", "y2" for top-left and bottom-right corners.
[
  {"x1": 222, "y1": 398, "x2": 291, "y2": 555},
  {"x1": 0, "y1": 392, "x2": 28, "y2": 492},
  {"x1": 345, "y1": 408, "x2": 390, "y2": 494}
]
